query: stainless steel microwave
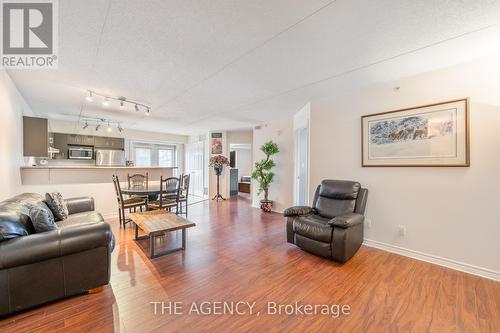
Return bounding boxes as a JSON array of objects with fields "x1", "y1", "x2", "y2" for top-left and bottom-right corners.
[{"x1": 68, "y1": 146, "x2": 93, "y2": 159}]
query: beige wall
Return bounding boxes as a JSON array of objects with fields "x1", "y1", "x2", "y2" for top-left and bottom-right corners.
[
  {"x1": 309, "y1": 56, "x2": 500, "y2": 276},
  {"x1": 0, "y1": 70, "x2": 33, "y2": 200},
  {"x1": 252, "y1": 119, "x2": 294, "y2": 213}
]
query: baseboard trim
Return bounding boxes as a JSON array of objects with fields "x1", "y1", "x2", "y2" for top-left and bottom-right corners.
[{"x1": 363, "y1": 239, "x2": 500, "y2": 282}]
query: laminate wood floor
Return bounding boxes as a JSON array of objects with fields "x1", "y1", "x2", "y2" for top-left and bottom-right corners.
[{"x1": 1, "y1": 194, "x2": 499, "y2": 332}]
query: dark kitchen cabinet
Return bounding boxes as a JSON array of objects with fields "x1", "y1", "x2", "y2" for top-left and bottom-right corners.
[
  {"x1": 94, "y1": 136, "x2": 124, "y2": 149},
  {"x1": 52, "y1": 133, "x2": 69, "y2": 159},
  {"x1": 23, "y1": 116, "x2": 48, "y2": 157}
]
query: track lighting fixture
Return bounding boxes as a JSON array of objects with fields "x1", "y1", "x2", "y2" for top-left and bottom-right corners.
[
  {"x1": 85, "y1": 91, "x2": 93, "y2": 102},
  {"x1": 85, "y1": 90, "x2": 151, "y2": 114},
  {"x1": 82, "y1": 121, "x2": 88, "y2": 129},
  {"x1": 81, "y1": 117, "x2": 123, "y2": 134},
  {"x1": 95, "y1": 124, "x2": 101, "y2": 131}
]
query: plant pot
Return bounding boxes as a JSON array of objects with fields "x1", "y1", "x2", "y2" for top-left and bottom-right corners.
[{"x1": 260, "y1": 200, "x2": 273, "y2": 213}]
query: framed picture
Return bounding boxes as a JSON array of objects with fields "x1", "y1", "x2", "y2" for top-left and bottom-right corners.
[
  {"x1": 211, "y1": 132, "x2": 223, "y2": 155},
  {"x1": 361, "y1": 98, "x2": 470, "y2": 167}
]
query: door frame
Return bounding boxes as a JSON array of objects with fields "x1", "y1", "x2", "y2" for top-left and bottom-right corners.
[{"x1": 294, "y1": 124, "x2": 309, "y2": 206}]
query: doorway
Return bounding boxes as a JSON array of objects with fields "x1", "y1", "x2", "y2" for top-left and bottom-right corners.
[
  {"x1": 185, "y1": 141, "x2": 206, "y2": 198},
  {"x1": 295, "y1": 126, "x2": 308, "y2": 206}
]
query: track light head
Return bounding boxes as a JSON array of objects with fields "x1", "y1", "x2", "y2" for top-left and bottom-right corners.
[
  {"x1": 85, "y1": 91, "x2": 93, "y2": 102},
  {"x1": 95, "y1": 124, "x2": 101, "y2": 131},
  {"x1": 82, "y1": 121, "x2": 88, "y2": 130},
  {"x1": 102, "y1": 97, "x2": 110, "y2": 107},
  {"x1": 134, "y1": 104, "x2": 139, "y2": 112},
  {"x1": 118, "y1": 124, "x2": 123, "y2": 133},
  {"x1": 145, "y1": 107, "x2": 150, "y2": 116}
]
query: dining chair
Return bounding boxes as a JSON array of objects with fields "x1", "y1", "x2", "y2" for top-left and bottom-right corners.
[
  {"x1": 178, "y1": 174, "x2": 190, "y2": 216},
  {"x1": 112, "y1": 175, "x2": 148, "y2": 228},
  {"x1": 127, "y1": 172, "x2": 149, "y2": 200},
  {"x1": 147, "y1": 176, "x2": 180, "y2": 213}
]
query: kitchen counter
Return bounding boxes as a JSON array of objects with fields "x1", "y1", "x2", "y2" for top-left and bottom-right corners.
[
  {"x1": 21, "y1": 166, "x2": 178, "y2": 169},
  {"x1": 20, "y1": 166, "x2": 177, "y2": 185}
]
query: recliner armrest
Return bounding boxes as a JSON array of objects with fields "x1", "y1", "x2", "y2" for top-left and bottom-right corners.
[
  {"x1": 283, "y1": 206, "x2": 313, "y2": 217},
  {"x1": 65, "y1": 197, "x2": 95, "y2": 215},
  {"x1": 0, "y1": 221, "x2": 113, "y2": 269},
  {"x1": 328, "y1": 213, "x2": 364, "y2": 228}
]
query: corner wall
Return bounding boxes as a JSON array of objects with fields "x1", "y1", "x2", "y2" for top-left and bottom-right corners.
[
  {"x1": 0, "y1": 70, "x2": 33, "y2": 200},
  {"x1": 252, "y1": 119, "x2": 294, "y2": 213},
  {"x1": 309, "y1": 56, "x2": 500, "y2": 277}
]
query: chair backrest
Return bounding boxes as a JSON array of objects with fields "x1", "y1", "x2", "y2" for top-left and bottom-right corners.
[
  {"x1": 312, "y1": 180, "x2": 366, "y2": 218},
  {"x1": 128, "y1": 173, "x2": 148, "y2": 188},
  {"x1": 182, "y1": 174, "x2": 190, "y2": 197},
  {"x1": 112, "y1": 175, "x2": 124, "y2": 205},
  {"x1": 158, "y1": 176, "x2": 180, "y2": 205}
]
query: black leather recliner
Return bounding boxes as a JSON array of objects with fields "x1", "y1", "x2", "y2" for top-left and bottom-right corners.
[{"x1": 285, "y1": 180, "x2": 368, "y2": 262}]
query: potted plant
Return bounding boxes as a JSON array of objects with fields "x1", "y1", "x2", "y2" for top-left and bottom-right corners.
[
  {"x1": 251, "y1": 141, "x2": 279, "y2": 212},
  {"x1": 209, "y1": 155, "x2": 230, "y2": 201}
]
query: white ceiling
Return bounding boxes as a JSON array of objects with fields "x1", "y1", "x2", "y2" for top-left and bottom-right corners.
[{"x1": 7, "y1": 0, "x2": 500, "y2": 135}]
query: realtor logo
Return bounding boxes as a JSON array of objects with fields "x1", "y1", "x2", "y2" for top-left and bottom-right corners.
[{"x1": 1, "y1": 0, "x2": 58, "y2": 68}]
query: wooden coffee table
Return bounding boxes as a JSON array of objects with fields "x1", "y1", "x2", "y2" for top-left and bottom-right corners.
[{"x1": 129, "y1": 210, "x2": 196, "y2": 258}]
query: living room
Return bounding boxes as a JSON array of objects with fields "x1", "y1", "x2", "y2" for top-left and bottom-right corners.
[{"x1": 1, "y1": 1, "x2": 499, "y2": 332}]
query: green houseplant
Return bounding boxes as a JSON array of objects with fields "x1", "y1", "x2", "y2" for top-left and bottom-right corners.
[{"x1": 251, "y1": 141, "x2": 279, "y2": 212}]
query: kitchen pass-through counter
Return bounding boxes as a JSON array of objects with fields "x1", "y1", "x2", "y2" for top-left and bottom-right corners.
[{"x1": 20, "y1": 166, "x2": 177, "y2": 185}]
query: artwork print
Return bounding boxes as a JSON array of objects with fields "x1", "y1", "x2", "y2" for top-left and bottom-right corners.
[
  {"x1": 362, "y1": 99, "x2": 469, "y2": 166},
  {"x1": 211, "y1": 132, "x2": 223, "y2": 155}
]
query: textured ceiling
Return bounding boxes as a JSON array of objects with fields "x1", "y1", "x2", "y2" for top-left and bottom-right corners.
[{"x1": 7, "y1": 0, "x2": 500, "y2": 135}]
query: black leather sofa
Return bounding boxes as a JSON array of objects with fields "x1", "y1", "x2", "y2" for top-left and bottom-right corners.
[
  {"x1": 285, "y1": 180, "x2": 368, "y2": 262},
  {"x1": 0, "y1": 193, "x2": 114, "y2": 316}
]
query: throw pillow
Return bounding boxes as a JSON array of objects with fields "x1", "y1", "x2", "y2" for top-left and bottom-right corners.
[
  {"x1": 0, "y1": 220, "x2": 29, "y2": 241},
  {"x1": 45, "y1": 192, "x2": 69, "y2": 221},
  {"x1": 28, "y1": 204, "x2": 58, "y2": 233}
]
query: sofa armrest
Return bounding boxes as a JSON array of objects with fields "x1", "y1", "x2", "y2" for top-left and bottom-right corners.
[
  {"x1": 65, "y1": 197, "x2": 95, "y2": 215},
  {"x1": 0, "y1": 222, "x2": 112, "y2": 270},
  {"x1": 328, "y1": 213, "x2": 364, "y2": 228},
  {"x1": 283, "y1": 206, "x2": 313, "y2": 217}
]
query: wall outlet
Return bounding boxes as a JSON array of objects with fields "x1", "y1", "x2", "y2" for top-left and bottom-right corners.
[
  {"x1": 398, "y1": 225, "x2": 406, "y2": 237},
  {"x1": 365, "y1": 218, "x2": 372, "y2": 228}
]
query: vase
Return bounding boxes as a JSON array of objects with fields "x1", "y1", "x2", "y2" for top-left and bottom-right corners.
[
  {"x1": 260, "y1": 200, "x2": 273, "y2": 213},
  {"x1": 214, "y1": 164, "x2": 223, "y2": 175}
]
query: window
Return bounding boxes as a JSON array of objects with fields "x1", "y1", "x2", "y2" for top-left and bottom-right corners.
[
  {"x1": 132, "y1": 142, "x2": 176, "y2": 167},
  {"x1": 135, "y1": 147, "x2": 152, "y2": 167},
  {"x1": 158, "y1": 147, "x2": 174, "y2": 167}
]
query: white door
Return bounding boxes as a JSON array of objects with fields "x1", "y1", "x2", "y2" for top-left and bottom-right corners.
[
  {"x1": 295, "y1": 127, "x2": 308, "y2": 205},
  {"x1": 185, "y1": 141, "x2": 205, "y2": 197}
]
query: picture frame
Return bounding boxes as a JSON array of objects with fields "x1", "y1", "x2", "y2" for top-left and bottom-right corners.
[
  {"x1": 211, "y1": 132, "x2": 223, "y2": 155},
  {"x1": 361, "y1": 98, "x2": 470, "y2": 167}
]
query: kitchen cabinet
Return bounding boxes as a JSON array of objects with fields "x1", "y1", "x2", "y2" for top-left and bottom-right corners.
[
  {"x1": 52, "y1": 133, "x2": 69, "y2": 159},
  {"x1": 94, "y1": 136, "x2": 124, "y2": 149},
  {"x1": 23, "y1": 116, "x2": 48, "y2": 157}
]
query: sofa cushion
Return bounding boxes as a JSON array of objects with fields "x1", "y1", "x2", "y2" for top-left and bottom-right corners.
[
  {"x1": 292, "y1": 215, "x2": 332, "y2": 243},
  {"x1": 28, "y1": 204, "x2": 58, "y2": 233},
  {"x1": 56, "y1": 211, "x2": 104, "y2": 228},
  {"x1": 0, "y1": 193, "x2": 51, "y2": 235},
  {"x1": 0, "y1": 221, "x2": 29, "y2": 241},
  {"x1": 45, "y1": 192, "x2": 69, "y2": 221}
]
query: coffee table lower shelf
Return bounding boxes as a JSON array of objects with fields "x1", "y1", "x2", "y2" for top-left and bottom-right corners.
[
  {"x1": 130, "y1": 210, "x2": 196, "y2": 259},
  {"x1": 135, "y1": 226, "x2": 187, "y2": 258}
]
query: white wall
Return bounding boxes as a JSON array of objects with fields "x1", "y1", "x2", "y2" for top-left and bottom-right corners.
[
  {"x1": 309, "y1": 56, "x2": 500, "y2": 277},
  {"x1": 0, "y1": 70, "x2": 33, "y2": 200},
  {"x1": 234, "y1": 148, "x2": 252, "y2": 176},
  {"x1": 252, "y1": 119, "x2": 294, "y2": 213}
]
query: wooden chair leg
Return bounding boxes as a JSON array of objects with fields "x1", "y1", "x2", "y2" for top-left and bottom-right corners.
[{"x1": 118, "y1": 208, "x2": 122, "y2": 227}]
